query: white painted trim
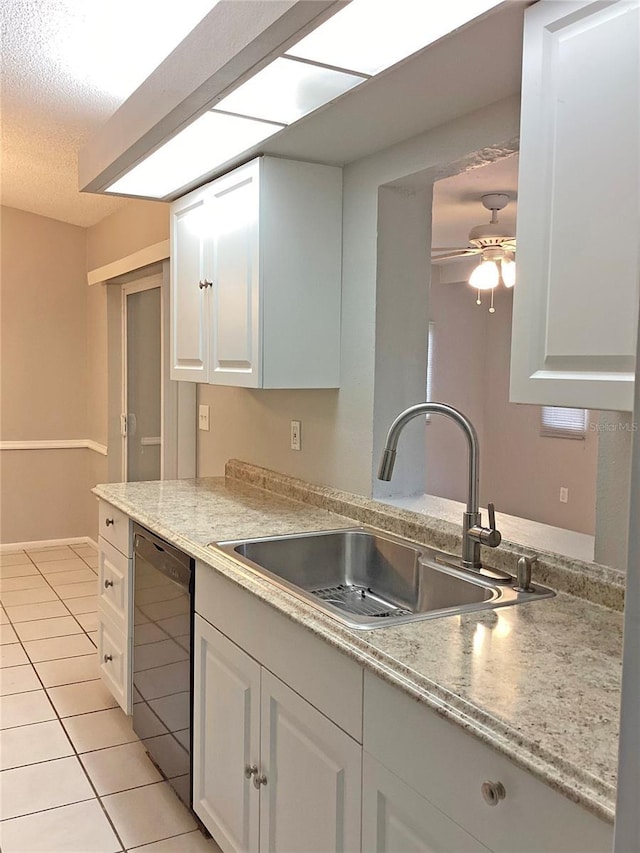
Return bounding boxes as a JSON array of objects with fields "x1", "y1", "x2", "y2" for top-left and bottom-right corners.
[
  {"x1": 0, "y1": 536, "x2": 98, "y2": 554},
  {"x1": 87, "y1": 240, "x2": 170, "y2": 286},
  {"x1": 0, "y1": 440, "x2": 108, "y2": 455},
  {"x1": 85, "y1": 440, "x2": 109, "y2": 456}
]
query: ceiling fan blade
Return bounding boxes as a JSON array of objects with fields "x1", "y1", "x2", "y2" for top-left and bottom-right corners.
[
  {"x1": 431, "y1": 247, "x2": 474, "y2": 252},
  {"x1": 431, "y1": 248, "x2": 481, "y2": 262}
]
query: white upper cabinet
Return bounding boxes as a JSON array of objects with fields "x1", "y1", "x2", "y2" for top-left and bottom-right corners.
[
  {"x1": 510, "y1": 0, "x2": 639, "y2": 411},
  {"x1": 170, "y1": 189, "x2": 211, "y2": 382},
  {"x1": 170, "y1": 156, "x2": 342, "y2": 389}
]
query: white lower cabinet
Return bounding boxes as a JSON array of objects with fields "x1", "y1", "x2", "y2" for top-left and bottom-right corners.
[
  {"x1": 96, "y1": 610, "x2": 130, "y2": 713},
  {"x1": 363, "y1": 673, "x2": 613, "y2": 853},
  {"x1": 193, "y1": 615, "x2": 260, "y2": 853},
  {"x1": 96, "y1": 501, "x2": 133, "y2": 715},
  {"x1": 259, "y1": 669, "x2": 361, "y2": 853},
  {"x1": 193, "y1": 614, "x2": 361, "y2": 853},
  {"x1": 362, "y1": 753, "x2": 490, "y2": 853}
]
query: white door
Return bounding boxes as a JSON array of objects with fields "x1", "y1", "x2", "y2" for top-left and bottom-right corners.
[
  {"x1": 170, "y1": 187, "x2": 212, "y2": 382},
  {"x1": 209, "y1": 160, "x2": 261, "y2": 388},
  {"x1": 259, "y1": 669, "x2": 361, "y2": 853},
  {"x1": 510, "y1": 0, "x2": 639, "y2": 411},
  {"x1": 193, "y1": 616, "x2": 261, "y2": 853},
  {"x1": 123, "y1": 282, "x2": 162, "y2": 482},
  {"x1": 362, "y1": 753, "x2": 491, "y2": 853}
]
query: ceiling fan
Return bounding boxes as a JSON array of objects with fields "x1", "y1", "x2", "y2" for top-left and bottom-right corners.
[{"x1": 432, "y1": 192, "x2": 516, "y2": 313}]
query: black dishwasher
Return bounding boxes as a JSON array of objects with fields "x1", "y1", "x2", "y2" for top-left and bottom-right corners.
[{"x1": 132, "y1": 523, "x2": 194, "y2": 808}]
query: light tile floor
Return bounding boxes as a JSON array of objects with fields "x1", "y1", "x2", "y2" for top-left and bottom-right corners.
[{"x1": 0, "y1": 543, "x2": 219, "y2": 853}]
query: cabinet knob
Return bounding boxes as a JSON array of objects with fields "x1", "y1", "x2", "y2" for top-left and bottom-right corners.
[
  {"x1": 103, "y1": 654, "x2": 113, "y2": 663},
  {"x1": 253, "y1": 773, "x2": 267, "y2": 789},
  {"x1": 244, "y1": 764, "x2": 258, "y2": 780},
  {"x1": 198, "y1": 279, "x2": 213, "y2": 289},
  {"x1": 105, "y1": 518, "x2": 115, "y2": 527},
  {"x1": 481, "y1": 780, "x2": 506, "y2": 806},
  {"x1": 104, "y1": 579, "x2": 114, "y2": 588}
]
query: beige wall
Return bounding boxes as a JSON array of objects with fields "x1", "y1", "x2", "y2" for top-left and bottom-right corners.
[
  {"x1": 1, "y1": 207, "x2": 88, "y2": 440},
  {"x1": 0, "y1": 206, "x2": 93, "y2": 542},
  {"x1": 86, "y1": 199, "x2": 169, "y2": 270},
  {"x1": 427, "y1": 280, "x2": 599, "y2": 535},
  {"x1": 0, "y1": 199, "x2": 164, "y2": 545}
]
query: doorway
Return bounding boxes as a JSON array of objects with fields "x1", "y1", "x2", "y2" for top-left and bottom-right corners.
[{"x1": 122, "y1": 276, "x2": 162, "y2": 482}]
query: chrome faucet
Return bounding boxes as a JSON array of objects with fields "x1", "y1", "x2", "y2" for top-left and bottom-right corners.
[{"x1": 378, "y1": 402, "x2": 501, "y2": 570}]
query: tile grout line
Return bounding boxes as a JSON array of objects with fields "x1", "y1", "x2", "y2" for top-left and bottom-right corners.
[
  {"x1": 1, "y1": 548, "x2": 205, "y2": 852},
  {"x1": 0, "y1": 554, "x2": 128, "y2": 852}
]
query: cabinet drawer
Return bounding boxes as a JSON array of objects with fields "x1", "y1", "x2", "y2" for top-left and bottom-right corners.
[
  {"x1": 363, "y1": 752, "x2": 490, "y2": 853},
  {"x1": 97, "y1": 610, "x2": 131, "y2": 714},
  {"x1": 364, "y1": 673, "x2": 613, "y2": 853},
  {"x1": 99, "y1": 501, "x2": 131, "y2": 556},
  {"x1": 98, "y1": 537, "x2": 131, "y2": 630},
  {"x1": 196, "y1": 559, "x2": 363, "y2": 742}
]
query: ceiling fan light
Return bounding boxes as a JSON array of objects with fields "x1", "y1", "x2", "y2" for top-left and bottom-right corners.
[
  {"x1": 502, "y1": 258, "x2": 516, "y2": 288},
  {"x1": 469, "y1": 259, "x2": 499, "y2": 290}
]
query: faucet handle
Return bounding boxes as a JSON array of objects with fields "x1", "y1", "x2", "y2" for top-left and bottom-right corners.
[{"x1": 482, "y1": 502, "x2": 501, "y2": 548}]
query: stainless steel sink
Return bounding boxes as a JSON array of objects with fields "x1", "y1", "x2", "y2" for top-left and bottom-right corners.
[{"x1": 213, "y1": 528, "x2": 554, "y2": 630}]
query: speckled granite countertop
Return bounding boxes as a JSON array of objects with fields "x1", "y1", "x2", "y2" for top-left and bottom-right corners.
[{"x1": 93, "y1": 465, "x2": 622, "y2": 824}]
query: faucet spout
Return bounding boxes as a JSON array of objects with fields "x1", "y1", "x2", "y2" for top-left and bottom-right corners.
[{"x1": 378, "y1": 402, "x2": 500, "y2": 570}]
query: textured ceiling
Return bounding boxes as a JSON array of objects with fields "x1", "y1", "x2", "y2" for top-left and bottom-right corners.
[
  {"x1": 432, "y1": 154, "x2": 519, "y2": 252},
  {"x1": 0, "y1": 0, "x2": 215, "y2": 227}
]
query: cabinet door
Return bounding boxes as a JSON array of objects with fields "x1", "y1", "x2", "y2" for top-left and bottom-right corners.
[
  {"x1": 170, "y1": 187, "x2": 212, "y2": 382},
  {"x1": 193, "y1": 615, "x2": 260, "y2": 853},
  {"x1": 259, "y1": 669, "x2": 361, "y2": 853},
  {"x1": 510, "y1": 0, "x2": 640, "y2": 411},
  {"x1": 98, "y1": 536, "x2": 130, "y2": 630},
  {"x1": 97, "y1": 609, "x2": 131, "y2": 714},
  {"x1": 362, "y1": 753, "x2": 490, "y2": 853},
  {"x1": 209, "y1": 161, "x2": 261, "y2": 388}
]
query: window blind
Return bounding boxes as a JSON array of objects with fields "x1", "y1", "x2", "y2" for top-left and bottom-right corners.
[{"x1": 540, "y1": 406, "x2": 588, "y2": 439}]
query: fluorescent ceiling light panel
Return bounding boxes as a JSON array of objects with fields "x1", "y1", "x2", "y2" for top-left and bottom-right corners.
[
  {"x1": 286, "y1": 0, "x2": 503, "y2": 75},
  {"x1": 106, "y1": 111, "x2": 283, "y2": 198},
  {"x1": 215, "y1": 57, "x2": 366, "y2": 125}
]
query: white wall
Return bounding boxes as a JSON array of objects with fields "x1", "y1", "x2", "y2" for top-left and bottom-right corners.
[{"x1": 198, "y1": 95, "x2": 521, "y2": 496}]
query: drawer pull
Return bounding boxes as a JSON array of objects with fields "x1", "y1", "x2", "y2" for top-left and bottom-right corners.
[
  {"x1": 103, "y1": 654, "x2": 113, "y2": 663},
  {"x1": 481, "y1": 780, "x2": 506, "y2": 806},
  {"x1": 104, "y1": 579, "x2": 114, "y2": 588},
  {"x1": 105, "y1": 518, "x2": 115, "y2": 527},
  {"x1": 253, "y1": 773, "x2": 267, "y2": 789},
  {"x1": 198, "y1": 279, "x2": 213, "y2": 289},
  {"x1": 244, "y1": 764, "x2": 258, "y2": 780}
]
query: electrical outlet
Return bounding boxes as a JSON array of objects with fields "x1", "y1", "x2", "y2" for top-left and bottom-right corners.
[
  {"x1": 199, "y1": 405, "x2": 210, "y2": 431},
  {"x1": 290, "y1": 420, "x2": 302, "y2": 451},
  {"x1": 559, "y1": 486, "x2": 569, "y2": 504}
]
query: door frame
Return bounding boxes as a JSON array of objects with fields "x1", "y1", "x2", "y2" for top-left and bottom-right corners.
[{"x1": 121, "y1": 273, "x2": 163, "y2": 482}]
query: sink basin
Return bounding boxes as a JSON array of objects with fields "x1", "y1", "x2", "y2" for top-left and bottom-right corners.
[{"x1": 214, "y1": 528, "x2": 554, "y2": 630}]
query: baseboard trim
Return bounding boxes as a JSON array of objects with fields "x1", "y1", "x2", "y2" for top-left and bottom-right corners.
[
  {"x1": 0, "y1": 536, "x2": 98, "y2": 553},
  {"x1": 0, "y1": 440, "x2": 108, "y2": 456}
]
